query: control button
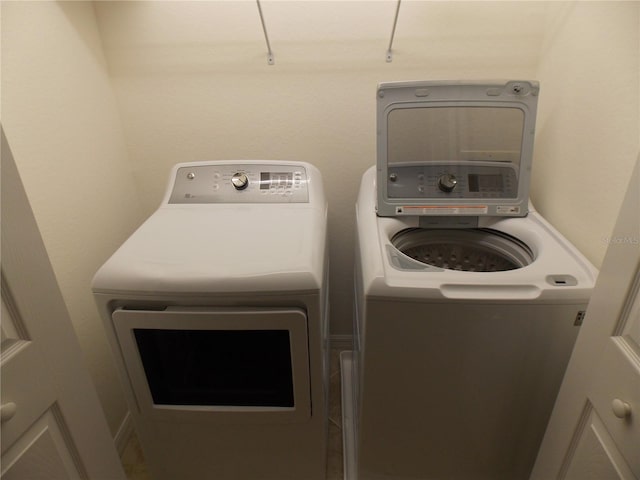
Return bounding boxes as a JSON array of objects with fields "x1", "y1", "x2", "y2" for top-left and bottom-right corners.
[
  {"x1": 438, "y1": 173, "x2": 458, "y2": 193},
  {"x1": 389, "y1": 173, "x2": 398, "y2": 182},
  {"x1": 231, "y1": 172, "x2": 249, "y2": 190}
]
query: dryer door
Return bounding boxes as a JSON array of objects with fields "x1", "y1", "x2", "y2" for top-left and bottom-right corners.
[{"x1": 112, "y1": 307, "x2": 311, "y2": 423}]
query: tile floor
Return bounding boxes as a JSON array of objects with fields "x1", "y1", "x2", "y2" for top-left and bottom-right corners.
[{"x1": 121, "y1": 348, "x2": 345, "y2": 480}]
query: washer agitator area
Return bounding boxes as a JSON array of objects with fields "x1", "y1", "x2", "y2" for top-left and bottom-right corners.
[{"x1": 391, "y1": 227, "x2": 534, "y2": 272}]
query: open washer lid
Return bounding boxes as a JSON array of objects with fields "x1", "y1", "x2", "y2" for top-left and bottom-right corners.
[{"x1": 376, "y1": 80, "x2": 539, "y2": 218}]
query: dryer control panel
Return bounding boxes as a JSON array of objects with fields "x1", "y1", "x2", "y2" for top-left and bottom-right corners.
[{"x1": 169, "y1": 163, "x2": 309, "y2": 204}]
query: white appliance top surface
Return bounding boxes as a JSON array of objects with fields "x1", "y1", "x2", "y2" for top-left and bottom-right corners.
[
  {"x1": 93, "y1": 161, "x2": 327, "y2": 295},
  {"x1": 357, "y1": 167, "x2": 597, "y2": 302},
  {"x1": 94, "y1": 204, "x2": 326, "y2": 295}
]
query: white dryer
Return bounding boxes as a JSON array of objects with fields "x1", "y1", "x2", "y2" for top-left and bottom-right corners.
[
  {"x1": 343, "y1": 81, "x2": 597, "y2": 480},
  {"x1": 93, "y1": 161, "x2": 329, "y2": 480}
]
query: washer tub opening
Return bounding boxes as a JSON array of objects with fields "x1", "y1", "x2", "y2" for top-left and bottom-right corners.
[{"x1": 391, "y1": 228, "x2": 535, "y2": 272}]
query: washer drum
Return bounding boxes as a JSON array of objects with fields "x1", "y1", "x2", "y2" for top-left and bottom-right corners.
[{"x1": 391, "y1": 228, "x2": 534, "y2": 272}]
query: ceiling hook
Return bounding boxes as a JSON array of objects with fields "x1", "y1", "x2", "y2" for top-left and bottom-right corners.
[
  {"x1": 386, "y1": 0, "x2": 402, "y2": 62},
  {"x1": 256, "y1": 0, "x2": 275, "y2": 65}
]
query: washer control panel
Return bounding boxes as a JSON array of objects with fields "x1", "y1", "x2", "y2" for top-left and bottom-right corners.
[
  {"x1": 387, "y1": 164, "x2": 518, "y2": 199},
  {"x1": 169, "y1": 164, "x2": 309, "y2": 203}
]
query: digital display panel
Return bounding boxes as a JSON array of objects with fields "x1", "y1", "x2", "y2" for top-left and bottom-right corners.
[
  {"x1": 260, "y1": 172, "x2": 294, "y2": 190},
  {"x1": 468, "y1": 174, "x2": 505, "y2": 193}
]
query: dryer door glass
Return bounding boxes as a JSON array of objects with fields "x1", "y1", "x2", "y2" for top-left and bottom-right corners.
[
  {"x1": 112, "y1": 307, "x2": 311, "y2": 422},
  {"x1": 133, "y1": 329, "x2": 294, "y2": 407}
]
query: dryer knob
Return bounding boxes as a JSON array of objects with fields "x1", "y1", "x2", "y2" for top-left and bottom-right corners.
[
  {"x1": 231, "y1": 172, "x2": 249, "y2": 190},
  {"x1": 438, "y1": 173, "x2": 458, "y2": 193}
]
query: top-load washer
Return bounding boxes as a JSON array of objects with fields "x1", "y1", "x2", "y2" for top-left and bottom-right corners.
[
  {"x1": 92, "y1": 160, "x2": 329, "y2": 480},
  {"x1": 344, "y1": 81, "x2": 597, "y2": 480}
]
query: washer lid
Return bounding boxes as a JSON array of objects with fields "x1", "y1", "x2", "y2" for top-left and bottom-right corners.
[{"x1": 376, "y1": 80, "x2": 539, "y2": 218}]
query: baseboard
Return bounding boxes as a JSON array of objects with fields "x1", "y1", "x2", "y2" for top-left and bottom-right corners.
[
  {"x1": 330, "y1": 334, "x2": 353, "y2": 350},
  {"x1": 114, "y1": 411, "x2": 134, "y2": 456}
]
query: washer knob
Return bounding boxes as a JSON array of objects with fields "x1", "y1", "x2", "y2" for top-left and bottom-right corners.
[
  {"x1": 231, "y1": 172, "x2": 249, "y2": 190},
  {"x1": 438, "y1": 173, "x2": 458, "y2": 193}
]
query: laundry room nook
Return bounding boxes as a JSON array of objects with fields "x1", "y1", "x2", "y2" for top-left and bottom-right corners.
[{"x1": 1, "y1": 2, "x2": 638, "y2": 480}]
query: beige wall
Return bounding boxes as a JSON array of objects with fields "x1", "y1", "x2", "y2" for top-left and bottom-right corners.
[
  {"x1": 2, "y1": 0, "x2": 638, "y2": 445},
  {"x1": 1, "y1": 1, "x2": 145, "y2": 436},
  {"x1": 532, "y1": 2, "x2": 639, "y2": 267}
]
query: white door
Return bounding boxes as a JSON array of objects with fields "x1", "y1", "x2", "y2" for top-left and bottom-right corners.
[
  {"x1": 530, "y1": 155, "x2": 640, "y2": 480},
  {"x1": 0, "y1": 129, "x2": 125, "y2": 479}
]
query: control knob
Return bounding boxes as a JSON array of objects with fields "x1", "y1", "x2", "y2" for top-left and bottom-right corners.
[
  {"x1": 231, "y1": 172, "x2": 249, "y2": 190},
  {"x1": 438, "y1": 173, "x2": 458, "y2": 193}
]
